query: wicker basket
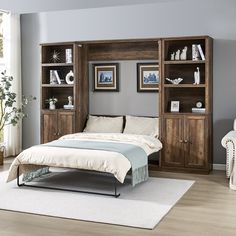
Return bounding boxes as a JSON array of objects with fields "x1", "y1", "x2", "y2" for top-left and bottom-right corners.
[{"x1": 0, "y1": 150, "x2": 3, "y2": 165}]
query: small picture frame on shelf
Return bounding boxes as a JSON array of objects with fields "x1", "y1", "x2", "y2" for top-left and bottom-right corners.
[
  {"x1": 137, "y1": 63, "x2": 159, "y2": 92},
  {"x1": 170, "y1": 101, "x2": 180, "y2": 112},
  {"x1": 93, "y1": 63, "x2": 119, "y2": 92}
]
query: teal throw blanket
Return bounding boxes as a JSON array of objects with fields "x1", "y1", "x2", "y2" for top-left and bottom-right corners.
[{"x1": 44, "y1": 139, "x2": 149, "y2": 186}]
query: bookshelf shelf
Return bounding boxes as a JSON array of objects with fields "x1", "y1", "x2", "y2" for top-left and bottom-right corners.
[
  {"x1": 41, "y1": 84, "x2": 74, "y2": 88},
  {"x1": 164, "y1": 60, "x2": 205, "y2": 65},
  {"x1": 164, "y1": 84, "x2": 206, "y2": 88},
  {"x1": 42, "y1": 63, "x2": 74, "y2": 67}
]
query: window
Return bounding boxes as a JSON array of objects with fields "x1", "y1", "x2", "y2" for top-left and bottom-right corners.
[
  {"x1": 0, "y1": 13, "x2": 3, "y2": 59},
  {"x1": 0, "y1": 12, "x2": 5, "y2": 143}
]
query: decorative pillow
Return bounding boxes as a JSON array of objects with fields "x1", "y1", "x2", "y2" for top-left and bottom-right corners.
[
  {"x1": 83, "y1": 115, "x2": 124, "y2": 133},
  {"x1": 123, "y1": 115, "x2": 159, "y2": 137}
]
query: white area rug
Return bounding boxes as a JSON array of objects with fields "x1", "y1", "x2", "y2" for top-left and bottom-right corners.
[{"x1": 0, "y1": 170, "x2": 194, "y2": 229}]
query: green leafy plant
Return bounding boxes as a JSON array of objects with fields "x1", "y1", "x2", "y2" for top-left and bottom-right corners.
[
  {"x1": 45, "y1": 97, "x2": 58, "y2": 104},
  {"x1": 0, "y1": 71, "x2": 36, "y2": 132}
]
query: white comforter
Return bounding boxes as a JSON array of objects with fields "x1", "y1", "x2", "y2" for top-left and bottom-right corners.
[{"x1": 7, "y1": 133, "x2": 162, "y2": 183}]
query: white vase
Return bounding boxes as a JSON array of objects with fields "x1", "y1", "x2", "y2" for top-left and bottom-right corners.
[{"x1": 49, "y1": 101, "x2": 56, "y2": 110}]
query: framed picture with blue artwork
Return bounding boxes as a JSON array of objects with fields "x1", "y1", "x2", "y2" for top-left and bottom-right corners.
[
  {"x1": 137, "y1": 63, "x2": 159, "y2": 92},
  {"x1": 93, "y1": 63, "x2": 119, "y2": 92}
]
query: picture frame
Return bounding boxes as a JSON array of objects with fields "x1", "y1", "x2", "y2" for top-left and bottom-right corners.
[
  {"x1": 170, "y1": 101, "x2": 180, "y2": 112},
  {"x1": 137, "y1": 63, "x2": 159, "y2": 92},
  {"x1": 93, "y1": 63, "x2": 119, "y2": 92}
]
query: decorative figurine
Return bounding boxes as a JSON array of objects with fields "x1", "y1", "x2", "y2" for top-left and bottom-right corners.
[
  {"x1": 65, "y1": 70, "x2": 74, "y2": 84},
  {"x1": 175, "y1": 50, "x2": 180, "y2": 60},
  {"x1": 171, "y1": 52, "x2": 175, "y2": 60},
  {"x1": 51, "y1": 50, "x2": 61, "y2": 63},
  {"x1": 194, "y1": 67, "x2": 200, "y2": 84},
  {"x1": 68, "y1": 96, "x2": 73, "y2": 106},
  {"x1": 180, "y1": 46, "x2": 188, "y2": 60},
  {"x1": 165, "y1": 77, "x2": 183, "y2": 84}
]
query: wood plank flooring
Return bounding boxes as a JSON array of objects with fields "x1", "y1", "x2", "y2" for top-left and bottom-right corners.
[{"x1": 0, "y1": 159, "x2": 235, "y2": 236}]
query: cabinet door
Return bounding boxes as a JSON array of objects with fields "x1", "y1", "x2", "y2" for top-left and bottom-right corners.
[
  {"x1": 162, "y1": 116, "x2": 185, "y2": 167},
  {"x1": 57, "y1": 111, "x2": 75, "y2": 138},
  {"x1": 184, "y1": 116, "x2": 206, "y2": 168},
  {"x1": 41, "y1": 111, "x2": 58, "y2": 143}
]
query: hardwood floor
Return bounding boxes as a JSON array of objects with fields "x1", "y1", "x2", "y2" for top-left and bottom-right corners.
[{"x1": 0, "y1": 159, "x2": 235, "y2": 236}]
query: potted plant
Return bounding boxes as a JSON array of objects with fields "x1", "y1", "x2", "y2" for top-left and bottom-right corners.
[
  {"x1": 0, "y1": 71, "x2": 36, "y2": 165},
  {"x1": 45, "y1": 97, "x2": 58, "y2": 110}
]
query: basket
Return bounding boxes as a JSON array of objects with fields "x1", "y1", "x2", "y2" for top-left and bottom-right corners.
[
  {"x1": 0, "y1": 145, "x2": 5, "y2": 165},
  {"x1": 0, "y1": 150, "x2": 3, "y2": 165}
]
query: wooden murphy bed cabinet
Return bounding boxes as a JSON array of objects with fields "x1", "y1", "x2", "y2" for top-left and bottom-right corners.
[
  {"x1": 40, "y1": 36, "x2": 213, "y2": 174},
  {"x1": 40, "y1": 42, "x2": 89, "y2": 143},
  {"x1": 160, "y1": 36, "x2": 213, "y2": 173}
]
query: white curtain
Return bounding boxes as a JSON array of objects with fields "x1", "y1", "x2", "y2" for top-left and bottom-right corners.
[{"x1": 3, "y1": 13, "x2": 22, "y2": 156}]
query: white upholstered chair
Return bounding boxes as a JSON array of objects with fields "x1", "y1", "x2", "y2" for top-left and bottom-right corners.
[{"x1": 221, "y1": 119, "x2": 236, "y2": 190}]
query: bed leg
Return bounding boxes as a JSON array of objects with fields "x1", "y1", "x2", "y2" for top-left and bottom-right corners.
[
  {"x1": 16, "y1": 166, "x2": 120, "y2": 198},
  {"x1": 17, "y1": 166, "x2": 23, "y2": 187},
  {"x1": 114, "y1": 179, "x2": 120, "y2": 198}
]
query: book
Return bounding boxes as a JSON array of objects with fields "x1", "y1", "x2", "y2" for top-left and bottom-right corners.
[
  {"x1": 192, "y1": 44, "x2": 200, "y2": 60},
  {"x1": 49, "y1": 70, "x2": 58, "y2": 84},
  {"x1": 197, "y1": 44, "x2": 205, "y2": 60},
  {"x1": 54, "y1": 70, "x2": 61, "y2": 84}
]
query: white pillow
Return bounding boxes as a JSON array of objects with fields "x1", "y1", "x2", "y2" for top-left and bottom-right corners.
[
  {"x1": 123, "y1": 115, "x2": 159, "y2": 137},
  {"x1": 84, "y1": 115, "x2": 123, "y2": 133}
]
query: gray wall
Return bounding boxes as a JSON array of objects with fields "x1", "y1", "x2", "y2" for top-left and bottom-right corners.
[
  {"x1": 21, "y1": 0, "x2": 236, "y2": 164},
  {"x1": 89, "y1": 61, "x2": 158, "y2": 116},
  {"x1": 0, "y1": 0, "x2": 165, "y2": 14}
]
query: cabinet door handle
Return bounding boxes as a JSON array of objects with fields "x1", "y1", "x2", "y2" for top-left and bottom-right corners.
[
  {"x1": 53, "y1": 132, "x2": 57, "y2": 136},
  {"x1": 184, "y1": 140, "x2": 188, "y2": 143},
  {"x1": 57, "y1": 132, "x2": 60, "y2": 136},
  {"x1": 179, "y1": 140, "x2": 183, "y2": 143}
]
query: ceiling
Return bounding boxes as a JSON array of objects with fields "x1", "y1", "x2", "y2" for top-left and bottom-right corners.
[{"x1": 0, "y1": 0, "x2": 181, "y2": 14}]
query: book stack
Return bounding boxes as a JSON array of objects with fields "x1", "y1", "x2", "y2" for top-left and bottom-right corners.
[
  {"x1": 50, "y1": 70, "x2": 66, "y2": 84},
  {"x1": 192, "y1": 44, "x2": 205, "y2": 60},
  {"x1": 63, "y1": 105, "x2": 74, "y2": 110},
  {"x1": 192, "y1": 107, "x2": 206, "y2": 113}
]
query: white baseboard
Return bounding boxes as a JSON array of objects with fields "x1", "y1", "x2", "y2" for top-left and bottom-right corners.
[{"x1": 213, "y1": 164, "x2": 226, "y2": 171}]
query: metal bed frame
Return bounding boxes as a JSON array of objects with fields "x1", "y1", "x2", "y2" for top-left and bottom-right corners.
[{"x1": 16, "y1": 166, "x2": 120, "y2": 198}]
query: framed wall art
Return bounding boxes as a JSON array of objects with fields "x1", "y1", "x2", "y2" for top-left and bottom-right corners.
[
  {"x1": 137, "y1": 63, "x2": 159, "y2": 92},
  {"x1": 93, "y1": 63, "x2": 119, "y2": 92},
  {"x1": 170, "y1": 101, "x2": 180, "y2": 112}
]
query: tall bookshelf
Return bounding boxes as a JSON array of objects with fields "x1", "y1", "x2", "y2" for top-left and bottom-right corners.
[
  {"x1": 160, "y1": 36, "x2": 213, "y2": 173},
  {"x1": 40, "y1": 42, "x2": 88, "y2": 143}
]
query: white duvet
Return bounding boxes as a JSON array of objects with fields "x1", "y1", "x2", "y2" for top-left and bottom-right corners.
[{"x1": 7, "y1": 133, "x2": 162, "y2": 183}]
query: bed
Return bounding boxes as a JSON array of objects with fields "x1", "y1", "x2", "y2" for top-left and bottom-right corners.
[{"x1": 7, "y1": 115, "x2": 162, "y2": 197}]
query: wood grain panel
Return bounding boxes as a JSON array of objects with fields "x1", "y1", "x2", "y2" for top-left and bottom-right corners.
[
  {"x1": 58, "y1": 111, "x2": 75, "y2": 138},
  {"x1": 184, "y1": 116, "x2": 206, "y2": 168},
  {"x1": 88, "y1": 41, "x2": 159, "y2": 61},
  {"x1": 162, "y1": 116, "x2": 184, "y2": 167},
  {"x1": 41, "y1": 111, "x2": 57, "y2": 143}
]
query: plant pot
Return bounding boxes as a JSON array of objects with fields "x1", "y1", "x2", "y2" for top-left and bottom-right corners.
[
  {"x1": 49, "y1": 101, "x2": 56, "y2": 110},
  {"x1": 0, "y1": 150, "x2": 3, "y2": 165}
]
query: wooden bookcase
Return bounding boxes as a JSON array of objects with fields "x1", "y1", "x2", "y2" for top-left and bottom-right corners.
[
  {"x1": 40, "y1": 42, "x2": 89, "y2": 143},
  {"x1": 160, "y1": 36, "x2": 213, "y2": 173}
]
